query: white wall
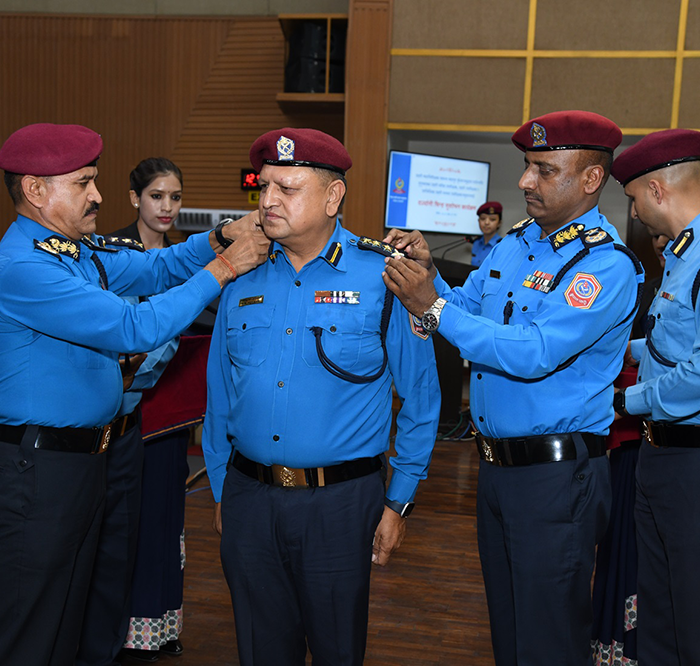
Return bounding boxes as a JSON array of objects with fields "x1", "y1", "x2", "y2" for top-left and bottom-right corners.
[{"x1": 387, "y1": 129, "x2": 641, "y2": 264}]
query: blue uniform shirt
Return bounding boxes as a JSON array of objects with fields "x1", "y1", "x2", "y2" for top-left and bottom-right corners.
[
  {"x1": 202, "y1": 221, "x2": 440, "y2": 504},
  {"x1": 471, "y1": 234, "x2": 501, "y2": 267},
  {"x1": 0, "y1": 215, "x2": 221, "y2": 428},
  {"x1": 435, "y1": 207, "x2": 643, "y2": 438},
  {"x1": 626, "y1": 213, "x2": 700, "y2": 423}
]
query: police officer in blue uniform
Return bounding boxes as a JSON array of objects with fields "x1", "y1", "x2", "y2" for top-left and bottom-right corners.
[
  {"x1": 202, "y1": 128, "x2": 440, "y2": 666},
  {"x1": 0, "y1": 122, "x2": 269, "y2": 666},
  {"x1": 383, "y1": 111, "x2": 644, "y2": 666},
  {"x1": 470, "y1": 201, "x2": 503, "y2": 267},
  {"x1": 611, "y1": 129, "x2": 700, "y2": 666}
]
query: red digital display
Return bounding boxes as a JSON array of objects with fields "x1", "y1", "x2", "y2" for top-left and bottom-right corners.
[{"x1": 241, "y1": 169, "x2": 261, "y2": 190}]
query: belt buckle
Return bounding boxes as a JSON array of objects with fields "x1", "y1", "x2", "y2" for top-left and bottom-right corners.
[
  {"x1": 96, "y1": 425, "x2": 112, "y2": 454},
  {"x1": 476, "y1": 435, "x2": 497, "y2": 465},
  {"x1": 642, "y1": 420, "x2": 658, "y2": 448},
  {"x1": 270, "y1": 464, "x2": 308, "y2": 488}
]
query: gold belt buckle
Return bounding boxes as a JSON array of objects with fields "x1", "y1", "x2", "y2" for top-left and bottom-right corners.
[
  {"x1": 270, "y1": 464, "x2": 308, "y2": 488},
  {"x1": 97, "y1": 424, "x2": 112, "y2": 454},
  {"x1": 642, "y1": 420, "x2": 658, "y2": 448}
]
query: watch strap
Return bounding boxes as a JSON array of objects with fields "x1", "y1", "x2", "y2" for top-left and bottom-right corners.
[
  {"x1": 384, "y1": 497, "x2": 415, "y2": 518},
  {"x1": 215, "y1": 218, "x2": 234, "y2": 249}
]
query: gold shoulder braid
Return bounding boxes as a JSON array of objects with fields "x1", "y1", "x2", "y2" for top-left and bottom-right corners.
[{"x1": 34, "y1": 235, "x2": 80, "y2": 260}]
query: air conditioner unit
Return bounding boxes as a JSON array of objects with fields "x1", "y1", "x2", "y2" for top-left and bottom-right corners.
[{"x1": 175, "y1": 207, "x2": 253, "y2": 232}]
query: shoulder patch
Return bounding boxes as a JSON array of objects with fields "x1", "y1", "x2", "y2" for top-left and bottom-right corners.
[
  {"x1": 670, "y1": 228, "x2": 694, "y2": 257},
  {"x1": 564, "y1": 272, "x2": 602, "y2": 309},
  {"x1": 550, "y1": 223, "x2": 585, "y2": 250},
  {"x1": 357, "y1": 236, "x2": 405, "y2": 259},
  {"x1": 581, "y1": 227, "x2": 613, "y2": 248},
  {"x1": 102, "y1": 235, "x2": 146, "y2": 252},
  {"x1": 508, "y1": 217, "x2": 535, "y2": 235},
  {"x1": 409, "y1": 312, "x2": 430, "y2": 340},
  {"x1": 34, "y1": 235, "x2": 80, "y2": 260}
]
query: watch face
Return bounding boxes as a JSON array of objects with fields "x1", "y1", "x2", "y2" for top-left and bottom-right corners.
[{"x1": 422, "y1": 312, "x2": 438, "y2": 332}]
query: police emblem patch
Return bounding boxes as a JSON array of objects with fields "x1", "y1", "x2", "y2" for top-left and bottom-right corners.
[
  {"x1": 410, "y1": 313, "x2": 429, "y2": 340},
  {"x1": 531, "y1": 122, "x2": 547, "y2": 147},
  {"x1": 564, "y1": 273, "x2": 602, "y2": 309},
  {"x1": 277, "y1": 135, "x2": 295, "y2": 161}
]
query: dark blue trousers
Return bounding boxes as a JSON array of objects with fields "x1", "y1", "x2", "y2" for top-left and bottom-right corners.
[
  {"x1": 476, "y1": 434, "x2": 611, "y2": 666},
  {"x1": 76, "y1": 422, "x2": 144, "y2": 666},
  {"x1": 0, "y1": 429, "x2": 106, "y2": 666},
  {"x1": 220, "y1": 464, "x2": 385, "y2": 666},
  {"x1": 635, "y1": 440, "x2": 700, "y2": 666}
]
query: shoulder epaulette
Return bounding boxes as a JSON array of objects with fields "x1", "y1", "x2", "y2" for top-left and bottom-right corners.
[
  {"x1": 81, "y1": 235, "x2": 119, "y2": 253},
  {"x1": 34, "y1": 235, "x2": 80, "y2": 260},
  {"x1": 581, "y1": 227, "x2": 613, "y2": 248},
  {"x1": 356, "y1": 236, "x2": 404, "y2": 258},
  {"x1": 508, "y1": 217, "x2": 535, "y2": 236},
  {"x1": 102, "y1": 235, "x2": 146, "y2": 252},
  {"x1": 549, "y1": 223, "x2": 586, "y2": 250}
]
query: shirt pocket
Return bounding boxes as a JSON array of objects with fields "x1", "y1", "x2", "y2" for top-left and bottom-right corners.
[
  {"x1": 479, "y1": 276, "x2": 504, "y2": 318},
  {"x1": 226, "y1": 304, "x2": 275, "y2": 367},
  {"x1": 302, "y1": 306, "x2": 367, "y2": 369}
]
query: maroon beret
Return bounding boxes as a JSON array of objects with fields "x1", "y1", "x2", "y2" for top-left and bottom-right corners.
[
  {"x1": 250, "y1": 127, "x2": 352, "y2": 175},
  {"x1": 0, "y1": 123, "x2": 102, "y2": 176},
  {"x1": 512, "y1": 110, "x2": 622, "y2": 154},
  {"x1": 477, "y1": 201, "x2": 503, "y2": 216},
  {"x1": 611, "y1": 128, "x2": 700, "y2": 186}
]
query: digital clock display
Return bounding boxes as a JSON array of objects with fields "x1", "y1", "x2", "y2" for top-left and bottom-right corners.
[{"x1": 241, "y1": 169, "x2": 261, "y2": 190}]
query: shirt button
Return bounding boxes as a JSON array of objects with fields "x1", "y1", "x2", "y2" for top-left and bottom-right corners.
[
  {"x1": 242, "y1": 323, "x2": 247, "y2": 330},
  {"x1": 522, "y1": 306, "x2": 528, "y2": 311},
  {"x1": 478, "y1": 416, "x2": 484, "y2": 422},
  {"x1": 507, "y1": 292, "x2": 513, "y2": 297},
  {"x1": 330, "y1": 325, "x2": 337, "y2": 333},
  {"x1": 477, "y1": 373, "x2": 482, "y2": 380},
  {"x1": 286, "y1": 328, "x2": 293, "y2": 335},
  {"x1": 19, "y1": 459, "x2": 27, "y2": 467},
  {"x1": 295, "y1": 280, "x2": 301, "y2": 287},
  {"x1": 528, "y1": 255, "x2": 535, "y2": 261},
  {"x1": 277, "y1": 381, "x2": 284, "y2": 388},
  {"x1": 273, "y1": 435, "x2": 280, "y2": 442},
  {"x1": 657, "y1": 314, "x2": 661, "y2": 319}
]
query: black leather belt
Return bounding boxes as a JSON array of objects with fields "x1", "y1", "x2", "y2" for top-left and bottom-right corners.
[
  {"x1": 643, "y1": 421, "x2": 700, "y2": 448},
  {"x1": 475, "y1": 432, "x2": 606, "y2": 467},
  {"x1": 113, "y1": 411, "x2": 138, "y2": 437},
  {"x1": 0, "y1": 423, "x2": 112, "y2": 454},
  {"x1": 231, "y1": 451, "x2": 383, "y2": 488}
]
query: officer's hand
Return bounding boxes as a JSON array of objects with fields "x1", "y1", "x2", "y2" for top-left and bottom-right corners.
[
  {"x1": 383, "y1": 229, "x2": 434, "y2": 273},
  {"x1": 382, "y1": 256, "x2": 440, "y2": 317},
  {"x1": 205, "y1": 228, "x2": 269, "y2": 287},
  {"x1": 212, "y1": 502, "x2": 222, "y2": 535},
  {"x1": 119, "y1": 352, "x2": 148, "y2": 392},
  {"x1": 210, "y1": 211, "x2": 263, "y2": 252},
  {"x1": 623, "y1": 341, "x2": 639, "y2": 369},
  {"x1": 372, "y1": 506, "x2": 406, "y2": 567}
]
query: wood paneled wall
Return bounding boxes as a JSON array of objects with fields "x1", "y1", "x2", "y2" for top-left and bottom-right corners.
[{"x1": 0, "y1": 14, "x2": 344, "y2": 238}]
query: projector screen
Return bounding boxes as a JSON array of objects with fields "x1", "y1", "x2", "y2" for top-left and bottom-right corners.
[{"x1": 384, "y1": 151, "x2": 490, "y2": 235}]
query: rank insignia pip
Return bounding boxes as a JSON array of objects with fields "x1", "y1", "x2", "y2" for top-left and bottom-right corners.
[
  {"x1": 357, "y1": 236, "x2": 405, "y2": 259},
  {"x1": 531, "y1": 122, "x2": 547, "y2": 147},
  {"x1": 314, "y1": 290, "x2": 360, "y2": 304},
  {"x1": 410, "y1": 313, "x2": 429, "y2": 340},
  {"x1": 671, "y1": 229, "x2": 694, "y2": 257},
  {"x1": 508, "y1": 218, "x2": 534, "y2": 236},
  {"x1": 34, "y1": 235, "x2": 80, "y2": 260},
  {"x1": 523, "y1": 270, "x2": 554, "y2": 293},
  {"x1": 239, "y1": 295, "x2": 264, "y2": 307},
  {"x1": 102, "y1": 236, "x2": 145, "y2": 252},
  {"x1": 276, "y1": 135, "x2": 295, "y2": 161},
  {"x1": 564, "y1": 272, "x2": 602, "y2": 309},
  {"x1": 550, "y1": 224, "x2": 585, "y2": 250}
]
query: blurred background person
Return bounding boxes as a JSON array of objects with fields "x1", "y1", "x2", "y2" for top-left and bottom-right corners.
[{"x1": 470, "y1": 201, "x2": 502, "y2": 267}]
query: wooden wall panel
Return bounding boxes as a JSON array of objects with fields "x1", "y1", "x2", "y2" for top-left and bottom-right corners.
[
  {"x1": 343, "y1": 0, "x2": 393, "y2": 238},
  {"x1": 391, "y1": 0, "x2": 528, "y2": 50},
  {"x1": 535, "y1": 0, "x2": 680, "y2": 50},
  {"x1": 388, "y1": 57, "x2": 525, "y2": 126},
  {"x1": 686, "y1": 0, "x2": 700, "y2": 49},
  {"x1": 0, "y1": 14, "x2": 345, "y2": 239},
  {"x1": 530, "y1": 58, "x2": 676, "y2": 128},
  {"x1": 679, "y1": 58, "x2": 700, "y2": 128}
]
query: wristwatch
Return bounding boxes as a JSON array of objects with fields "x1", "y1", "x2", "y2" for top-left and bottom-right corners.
[
  {"x1": 421, "y1": 297, "x2": 447, "y2": 334},
  {"x1": 214, "y1": 218, "x2": 234, "y2": 249},
  {"x1": 384, "y1": 498, "x2": 415, "y2": 518},
  {"x1": 613, "y1": 389, "x2": 627, "y2": 417}
]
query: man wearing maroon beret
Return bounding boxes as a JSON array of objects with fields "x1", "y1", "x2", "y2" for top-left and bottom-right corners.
[
  {"x1": 383, "y1": 110, "x2": 644, "y2": 665},
  {"x1": 471, "y1": 201, "x2": 503, "y2": 267},
  {"x1": 611, "y1": 128, "x2": 700, "y2": 666},
  {"x1": 0, "y1": 123, "x2": 269, "y2": 666},
  {"x1": 202, "y1": 127, "x2": 440, "y2": 665}
]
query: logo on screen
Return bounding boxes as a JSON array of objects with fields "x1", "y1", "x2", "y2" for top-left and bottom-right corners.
[{"x1": 392, "y1": 178, "x2": 406, "y2": 194}]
